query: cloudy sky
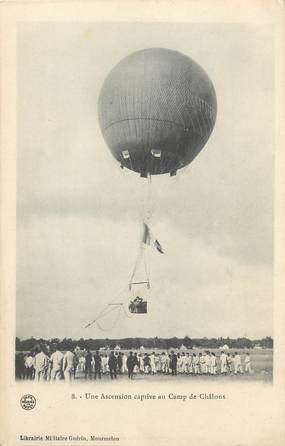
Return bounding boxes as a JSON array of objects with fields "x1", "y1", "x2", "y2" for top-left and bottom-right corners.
[{"x1": 16, "y1": 23, "x2": 273, "y2": 340}]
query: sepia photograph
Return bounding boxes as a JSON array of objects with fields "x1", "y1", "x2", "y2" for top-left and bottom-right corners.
[
  {"x1": 1, "y1": 2, "x2": 285, "y2": 446},
  {"x1": 15, "y1": 21, "x2": 274, "y2": 385}
]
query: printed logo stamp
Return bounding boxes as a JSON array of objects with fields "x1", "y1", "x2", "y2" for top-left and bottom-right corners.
[{"x1": 20, "y1": 394, "x2": 36, "y2": 410}]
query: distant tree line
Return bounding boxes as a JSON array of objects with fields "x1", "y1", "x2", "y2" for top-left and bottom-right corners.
[{"x1": 15, "y1": 335, "x2": 273, "y2": 352}]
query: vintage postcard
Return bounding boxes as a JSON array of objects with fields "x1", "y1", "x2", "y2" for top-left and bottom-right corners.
[{"x1": 1, "y1": 1, "x2": 285, "y2": 445}]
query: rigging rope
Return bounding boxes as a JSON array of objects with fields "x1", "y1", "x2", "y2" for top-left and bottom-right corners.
[
  {"x1": 84, "y1": 305, "x2": 119, "y2": 329},
  {"x1": 95, "y1": 306, "x2": 123, "y2": 332},
  {"x1": 84, "y1": 167, "x2": 153, "y2": 332}
]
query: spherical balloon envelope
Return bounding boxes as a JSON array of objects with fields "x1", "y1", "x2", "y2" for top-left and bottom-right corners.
[{"x1": 98, "y1": 48, "x2": 217, "y2": 177}]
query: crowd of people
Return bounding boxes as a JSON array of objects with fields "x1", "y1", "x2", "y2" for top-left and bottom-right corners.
[{"x1": 15, "y1": 343, "x2": 253, "y2": 381}]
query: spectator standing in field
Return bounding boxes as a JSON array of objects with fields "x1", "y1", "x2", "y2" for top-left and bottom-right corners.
[
  {"x1": 185, "y1": 352, "x2": 191, "y2": 374},
  {"x1": 210, "y1": 352, "x2": 217, "y2": 375},
  {"x1": 24, "y1": 352, "x2": 35, "y2": 380},
  {"x1": 205, "y1": 351, "x2": 211, "y2": 374},
  {"x1": 15, "y1": 353, "x2": 25, "y2": 380},
  {"x1": 177, "y1": 353, "x2": 183, "y2": 374},
  {"x1": 170, "y1": 351, "x2": 177, "y2": 376},
  {"x1": 93, "y1": 351, "x2": 102, "y2": 380},
  {"x1": 108, "y1": 351, "x2": 117, "y2": 379},
  {"x1": 155, "y1": 353, "x2": 161, "y2": 373},
  {"x1": 197, "y1": 353, "x2": 203, "y2": 374},
  {"x1": 200, "y1": 352, "x2": 207, "y2": 374},
  {"x1": 73, "y1": 351, "x2": 79, "y2": 379},
  {"x1": 150, "y1": 352, "x2": 156, "y2": 375},
  {"x1": 160, "y1": 352, "x2": 166, "y2": 374},
  {"x1": 220, "y1": 351, "x2": 227, "y2": 375},
  {"x1": 122, "y1": 352, "x2": 128, "y2": 374},
  {"x1": 126, "y1": 351, "x2": 136, "y2": 379},
  {"x1": 181, "y1": 352, "x2": 187, "y2": 374},
  {"x1": 101, "y1": 354, "x2": 108, "y2": 375},
  {"x1": 34, "y1": 345, "x2": 49, "y2": 381},
  {"x1": 84, "y1": 349, "x2": 93, "y2": 380},
  {"x1": 79, "y1": 355, "x2": 85, "y2": 373},
  {"x1": 117, "y1": 352, "x2": 123, "y2": 374},
  {"x1": 133, "y1": 353, "x2": 139, "y2": 374},
  {"x1": 50, "y1": 345, "x2": 64, "y2": 380},
  {"x1": 234, "y1": 352, "x2": 243, "y2": 374},
  {"x1": 165, "y1": 353, "x2": 171, "y2": 374},
  {"x1": 139, "y1": 354, "x2": 144, "y2": 373},
  {"x1": 192, "y1": 353, "x2": 199, "y2": 374},
  {"x1": 63, "y1": 349, "x2": 75, "y2": 381},
  {"x1": 143, "y1": 353, "x2": 151, "y2": 374},
  {"x1": 231, "y1": 354, "x2": 236, "y2": 373},
  {"x1": 226, "y1": 353, "x2": 233, "y2": 374},
  {"x1": 46, "y1": 352, "x2": 53, "y2": 381},
  {"x1": 244, "y1": 352, "x2": 252, "y2": 374}
]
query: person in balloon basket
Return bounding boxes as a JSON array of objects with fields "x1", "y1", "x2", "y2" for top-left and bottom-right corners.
[
  {"x1": 108, "y1": 351, "x2": 117, "y2": 379},
  {"x1": 170, "y1": 351, "x2": 177, "y2": 376},
  {"x1": 126, "y1": 351, "x2": 137, "y2": 379},
  {"x1": 94, "y1": 351, "x2": 102, "y2": 380}
]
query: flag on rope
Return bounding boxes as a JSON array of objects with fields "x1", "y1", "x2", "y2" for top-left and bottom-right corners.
[{"x1": 142, "y1": 222, "x2": 164, "y2": 254}]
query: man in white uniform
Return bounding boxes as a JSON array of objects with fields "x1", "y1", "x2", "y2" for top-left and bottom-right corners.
[
  {"x1": 24, "y1": 353, "x2": 35, "y2": 380},
  {"x1": 234, "y1": 352, "x2": 243, "y2": 374},
  {"x1": 220, "y1": 351, "x2": 227, "y2": 374},
  {"x1": 193, "y1": 353, "x2": 199, "y2": 374},
  {"x1": 244, "y1": 353, "x2": 252, "y2": 373},
  {"x1": 139, "y1": 354, "x2": 144, "y2": 374},
  {"x1": 155, "y1": 354, "x2": 161, "y2": 373},
  {"x1": 180, "y1": 353, "x2": 187, "y2": 374},
  {"x1": 210, "y1": 352, "x2": 217, "y2": 375},
  {"x1": 160, "y1": 352, "x2": 167, "y2": 374},
  {"x1": 165, "y1": 353, "x2": 171, "y2": 374},
  {"x1": 34, "y1": 345, "x2": 48, "y2": 381},
  {"x1": 199, "y1": 352, "x2": 205, "y2": 374},
  {"x1": 63, "y1": 349, "x2": 75, "y2": 381},
  {"x1": 177, "y1": 354, "x2": 183, "y2": 374},
  {"x1": 122, "y1": 352, "x2": 128, "y2": 374},
  {"x1": 50, "y1": 345, "x2": 64, "y2": 380},
  {"x1": 150, "y1": 352, "x2": 156, "y2": 375},
  {"x1": 205, "y1": 352, "x2": 211, "y2": 374},
  {"x1": 227, "y1": 353, "x2": 233, "y2": 373}
]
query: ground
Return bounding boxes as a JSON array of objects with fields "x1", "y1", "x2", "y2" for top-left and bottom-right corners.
[{"x1": 73, "y1": 348, "x2": 273, "y2": 383}]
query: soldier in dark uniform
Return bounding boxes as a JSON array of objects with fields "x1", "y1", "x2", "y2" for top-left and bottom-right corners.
[
  {"x1": 108, "y1": 351, "x2": 117, "y2": 379},
  {"x1": 126, "y1": 351, "x2": 136, "y2": 379},
  {"x1": 117, "y1": 352, "x2": 123, "y2": 374},
  {"x1": 170, "y1": 351, "x2": 177, "y2": 376},
  {"x1": 94, "y1": 351, "x2": 102, "y2": 380},
  {"x1": 84, "y1": 349, "x2": 93, "y2": 380},
  {"x1": 15, "y1": 352, "x2": 25, "y2": 380}
]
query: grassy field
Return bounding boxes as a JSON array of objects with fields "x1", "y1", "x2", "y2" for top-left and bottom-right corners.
[
  {"x1": 16, "y1": 348, "x2": 273, "y2": 382},
  {"x1": 74, "y1": 348, "x2": 273, "y2": 383}
]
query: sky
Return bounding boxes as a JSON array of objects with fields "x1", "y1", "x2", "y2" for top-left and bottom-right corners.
[{"x1": 16, "y1": 23, "x2": 274, "y2": 340}]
